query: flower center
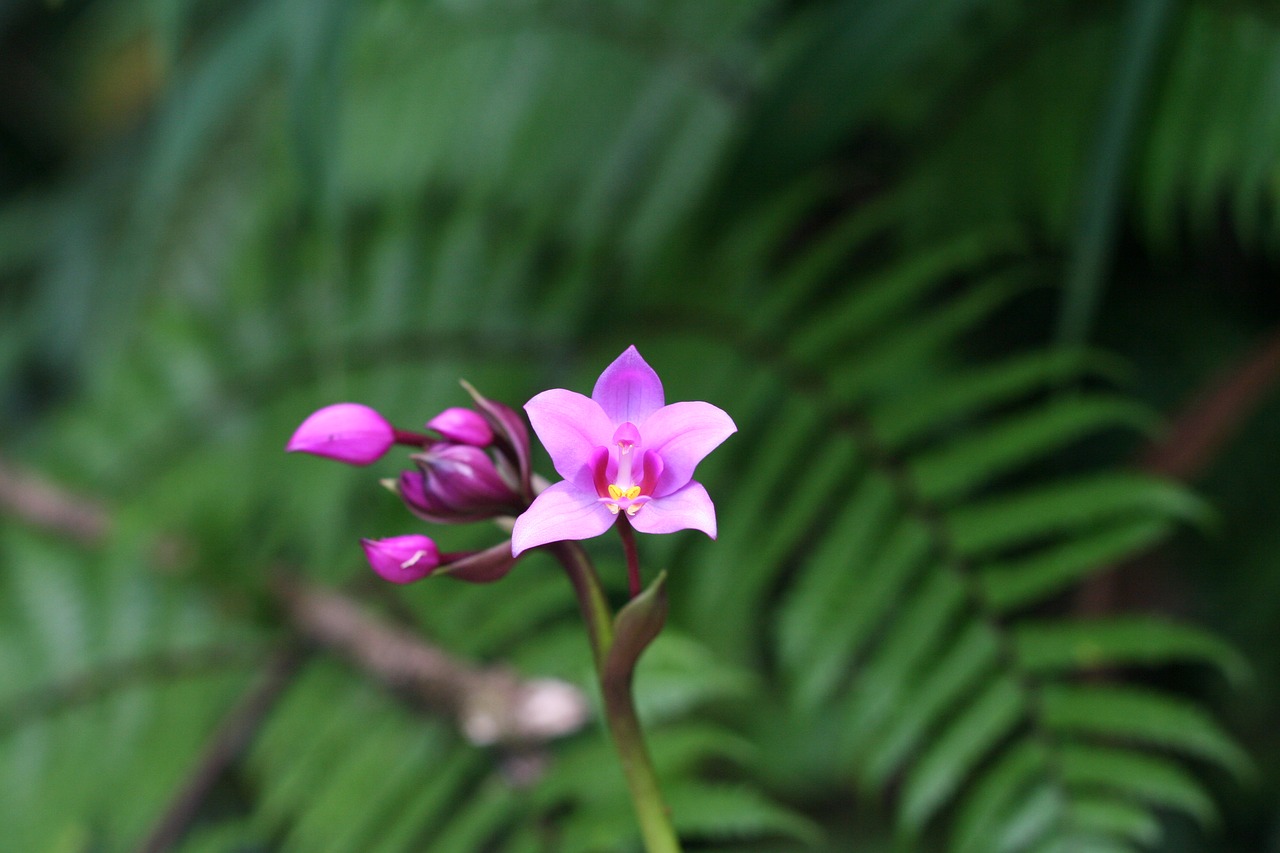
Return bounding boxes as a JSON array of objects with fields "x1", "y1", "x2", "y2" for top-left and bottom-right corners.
[{"x1": 597, "y1": 423, "x2": 656, "y2": 516}]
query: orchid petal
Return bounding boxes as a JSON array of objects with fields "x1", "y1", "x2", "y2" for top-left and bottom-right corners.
[
  {"x1": 286, "y1": 403, "x2": 395, "y2": 465},
  {"x1": 592, "y1": 346, "x2": 664, "y2": 425},
  {"x1": 576, "y1": 445, "x2": 611, "y2": 496},
  {"x1": 511, "y1": 481, "x2": 617, "y2": 556},
  {"x1": 640, "y1": 401, "x2": 737, "y2": 496},
  {"x1": 629, "y1": 481, "x2": 717, "y2": 538},
  {"x1": 524, "y1": 389, "x2": 614, "y2": 482}
]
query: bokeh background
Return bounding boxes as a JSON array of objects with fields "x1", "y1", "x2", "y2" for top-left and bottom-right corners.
[{"x1": 1, "y1": 1, "x2": 1278, "y2": 850}]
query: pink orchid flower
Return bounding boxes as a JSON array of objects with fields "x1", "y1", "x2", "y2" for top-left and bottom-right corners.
[{"x1": 512, "y1": 346, "x2": 736, "y2": 556}]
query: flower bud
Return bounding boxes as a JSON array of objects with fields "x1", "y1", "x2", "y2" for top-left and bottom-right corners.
[
  {"x1": 461, "y1": 380, "x2": 532, "y2": 500},
  {"x1": 399, "y1": 444, "x2": 521, "y2": 524},
  {"x1": 286, "y1": 403, "x2": 395, "y2": 465},
  {"x1": 360, "y1": 534, "x2": 440, "y2": 584},
  {"x1": 427, "y1": 407, "x2": 494, "y2": 446}
]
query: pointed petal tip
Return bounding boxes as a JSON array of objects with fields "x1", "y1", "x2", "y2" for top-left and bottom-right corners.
[{"x1": 593, "y1": 346, "x2": 665, "y2": 425}]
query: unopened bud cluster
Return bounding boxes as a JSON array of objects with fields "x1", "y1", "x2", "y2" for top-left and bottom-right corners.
[{"x1": 287, "y1": 384, "x2": 532, "y2": 584}]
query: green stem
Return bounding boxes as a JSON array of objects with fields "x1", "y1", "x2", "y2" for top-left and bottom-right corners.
[
  {"x1": 600, "y1": 649, "x2": 682, "y2": 853},
  {"x1": 546, "y1": 541, "x2": 682, "y2": 853},
  {"x1": 548, "y1": 542, "x2": 613, "y2": 671}
]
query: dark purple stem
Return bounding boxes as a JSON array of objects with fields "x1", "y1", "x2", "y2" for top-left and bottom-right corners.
[
  {"x1": 617, "y1": 516, "x2": 642, "y2": 599},
  {"x1": 393, "y1": 429, "x2": 432, "y2": 447}
]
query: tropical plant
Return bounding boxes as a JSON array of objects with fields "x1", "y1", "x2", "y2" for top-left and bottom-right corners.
[{"x1": 1, "y1": 0, "x2": 1273, "y2": 850}]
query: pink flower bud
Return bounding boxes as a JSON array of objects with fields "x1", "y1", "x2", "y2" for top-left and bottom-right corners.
[
  {"x1": 427, "y1": 407, "x2": 494, "y2": 446},
  {"x1": 286, "y1": 403, "x2": 395, "y2": 465},
  {"x1": 360, "y1": 534, "x2": 440, "y2": 584}
]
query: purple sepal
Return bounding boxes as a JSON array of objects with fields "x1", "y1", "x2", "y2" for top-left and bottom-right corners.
[
  {"x1": 361, "y1": 535, "x2": 440, "y2": 584},
  {"x1": 462, "y1": 380, "x2": 533, "y2": 499},
  {"x1": 593, "y1": 345, "x2": 665, "y2": 425},
  {"x1": 286, "y1": 403, "x2": 395, "y2": 465}
]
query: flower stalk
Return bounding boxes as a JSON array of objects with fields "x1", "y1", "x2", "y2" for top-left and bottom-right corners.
[
  {"x1": 617, "y1": 515, "x2": 643, "y2": 599},
  {"x1": 548, "y1": 543, "x2": 682, "y2": 853}
]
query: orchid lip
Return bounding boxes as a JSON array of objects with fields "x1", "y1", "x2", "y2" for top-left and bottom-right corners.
[
  {"x1": 588, "y1": 424, "x2": 661, "y2": 517},
  {"x1": 600, "y1": 490, "x2": 649, "y2": 516}
]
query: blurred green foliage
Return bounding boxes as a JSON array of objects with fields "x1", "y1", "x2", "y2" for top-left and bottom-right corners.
[{"x1": 1, "y1": 0, "x2": 1277, "y2": 850}]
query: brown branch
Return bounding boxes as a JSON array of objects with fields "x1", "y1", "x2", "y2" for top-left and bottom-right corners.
[
  {"x1": 1078, "y1": 325, "x2": 1280, "y2": 619},
  {"x1": 0, "y1": 453, "x2": 588, "y2": 743},
  {"x1": 273, "y1": 575, "x2": 588, "y2": 745},
  {"x1": 1139, "y1": 326, "x2": 1280, "y2": 480},
  {"x1": 0, "y1": 457, "x2": 111, "y2": 543},
  {"x1": 137, "y1": 647, "x2": 307, "y2": 853}
]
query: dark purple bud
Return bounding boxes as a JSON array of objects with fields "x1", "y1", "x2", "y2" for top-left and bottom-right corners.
[
  {"x1": 462, "y1": 380, "x2": 533, "y2": 499},
  {"x1": 397, "y1": 470, "x2": 451, "y2": 523},
  {"x1": 398, "y1": 445, "x2": 522, "y2": 524}
]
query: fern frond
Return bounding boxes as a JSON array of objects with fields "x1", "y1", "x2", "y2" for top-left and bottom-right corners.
[{"x1": 671, "y1": 206, "x2": 1246, "y2": 851}]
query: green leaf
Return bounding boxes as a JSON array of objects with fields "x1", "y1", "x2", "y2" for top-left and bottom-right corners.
[
  {"x1": 979, "y1": 519, "x2": 1171, "y2": 612},
  {"x1": 874, "y1": 349, "x2": 1125, "y2": 448},
  {"x1": 910, "y1": 397, "x2": 1157, "y2": 503},
  {"x1": 666, "y1": 783, "x2": 824, "y2": 845},
  {"x1": 1042, "y1": 685, "x2": 1251, "y2": 776},
  {"x1": 991, "y1": 783, "x2": 1061, "y2": 853},
  {"x1": 949, "y1": 474, "x2": 1205, "y2": 558},
  {"x1": 861, "y1": 621, "x2": 1000, "y2": 787},
  {"x1": 1014, "y1": 616, "x2": 1250, "y2": 685},
  {"x1": 1059, "y1": 0, "x2": 1177, "y2": 345},
  {"x1": 899, "y1": 675, "x2": 1024, "y2": 832},
  {"x1": 1029, "y1": 835, "x2": 1140, "y2": 853},
  {"x1": 1068, "y1": 797, "x2": 1162, "y2": 847},
  {"x1": 788, "y1": 515, "x2": 932, "y2": 711},
  {"x1": 1057, "y1": 743, "x2": 1217, "y2": 826},
  {"x1": 776, "y1": 470, "x2": 897, "y2": 673},
  {"x1": 790, "y1": 227, "x2": 1021, "y2": 363},
  {"x1": 952, "y1": 740, "x2": 1049, "y2": 853},
  {"x1": 605, "y1": 571, "x2": 669, "y2": 697},
  {"x1": 839, "y1": 570, "x2": 968, "y2": 761},
  {"x1": 827, "y1": 276, "x2": 1027, "y2": 403}
]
